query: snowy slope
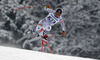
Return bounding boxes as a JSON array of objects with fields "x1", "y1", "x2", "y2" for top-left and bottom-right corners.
[
  {"x1": 1, "y1": 0, "x2": 100, "y2": 59},
  {"x1": 0, "y1": 46, "x2": 95, "y2": 60}
]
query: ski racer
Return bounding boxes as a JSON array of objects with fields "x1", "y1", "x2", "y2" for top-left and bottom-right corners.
[
  {"x1": 35, "y1": 5, "x2": 66, "y2": 39},
  {"x1": 22, "y1": 5, "x2": 66, "y2": 49},
  {"x1": 27, "y1": 5, "x2": 66, "y2": 40}
]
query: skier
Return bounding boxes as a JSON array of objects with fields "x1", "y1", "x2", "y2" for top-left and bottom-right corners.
[
  {"x1": 26, "y1": 5, "x2": 66, "y2": 40},
  {"x1": 35, "y1": 5, "x2": 66, "y2": 39},
  {"x1": 22, "y1": 5, "x2": 66, "y2": 49}
]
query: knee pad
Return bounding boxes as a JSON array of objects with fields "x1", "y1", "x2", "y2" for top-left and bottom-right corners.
[
  {"x1": 36, "y1": 25, "x2": 42, "y2": 31},
  {"x1": 45, "y1": 26, "x2": 51, "y2": 31}
]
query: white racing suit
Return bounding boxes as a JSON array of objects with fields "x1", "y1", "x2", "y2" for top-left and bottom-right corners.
[{"x1": 36, "y1": 7, "x2": 66, "y2": 37}]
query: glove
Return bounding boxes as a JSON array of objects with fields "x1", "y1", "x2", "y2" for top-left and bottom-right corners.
[
  {"x1": 46, "y1": 5, "x2": 50, "y2": 8},
  {"x1": 62, "y1": 31, "x2": 66, "y2": 36}
]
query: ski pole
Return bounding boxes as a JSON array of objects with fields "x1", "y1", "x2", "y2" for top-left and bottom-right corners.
[
  {"x1": 48, "y1": 34, "x2": 61, "y2": 38},
  {"x1": 12, "y1": 6, "x2": 32, "y2": 11},
  {"x1": 48, "y1": 34, "x2": 57, "y2": 38},
  {"x1": 41, "y1": 40, "x2": 53, "y2": 54},
  {"x1": 42, "y1": 40, "x2": 44, "y2": 52},
  {"x1": 46, "y1": 41, "x2": 53, "y2": 54}
]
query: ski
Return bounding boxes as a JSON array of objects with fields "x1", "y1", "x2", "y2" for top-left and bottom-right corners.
[
  {"x1": 22, "y1": 36, "x2": 42, "y2": 48},
  {"x1": 16, "y1": 31, "x2": 39, "y2": 43}
]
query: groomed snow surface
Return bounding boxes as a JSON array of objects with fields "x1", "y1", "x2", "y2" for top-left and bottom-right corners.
[{"x1": 0, "y1": 46, "x2": 95, "y2": 60}]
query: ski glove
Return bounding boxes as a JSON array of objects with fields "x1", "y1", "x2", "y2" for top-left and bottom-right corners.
[
  {"x1": 46, "y1": 5, "x2": 50, "y2": 8},
  {"x1": 62, "y1": 31, "x2": 66, "y2": 36}
]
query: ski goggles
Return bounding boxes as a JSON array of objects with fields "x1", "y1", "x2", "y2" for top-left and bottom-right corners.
[{"x1": 55, "y1": 12, "x2": 61, "y2": 16}]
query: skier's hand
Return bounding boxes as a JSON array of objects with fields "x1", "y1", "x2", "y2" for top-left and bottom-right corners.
[
  {"x1": 9, "y1": 9, "x2": 14, "y2": 13},
  {"x1": 62, "y1": 31, "x2": 66, "y2": 36},
  {"x1": 46, "y1": 5, "x2": 50, "y2": 8}
]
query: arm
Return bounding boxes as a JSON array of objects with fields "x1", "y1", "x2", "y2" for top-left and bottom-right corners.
[
  {"x1": 44, "y1": 5, "x2": 55, "y2": 13},
  {"x1": 60, "y1": 17, "x2": 66, "y2": 31},
  {"x1": 60, "y1": 17, "x2": 66, "y2": 36}
]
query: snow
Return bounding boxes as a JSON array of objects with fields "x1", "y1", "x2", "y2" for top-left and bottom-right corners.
[{"x1": 0, "y1": 46, "x2": 95, "y2": 60}]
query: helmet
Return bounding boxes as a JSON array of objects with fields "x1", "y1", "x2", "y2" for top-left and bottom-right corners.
[{"x1": 56, "y1": 8, "x2": 62, "y2": 15}]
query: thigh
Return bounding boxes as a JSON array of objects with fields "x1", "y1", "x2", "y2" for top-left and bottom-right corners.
[{"x1": 36, "y1": 20, "x2": 44, "y2": 31}]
